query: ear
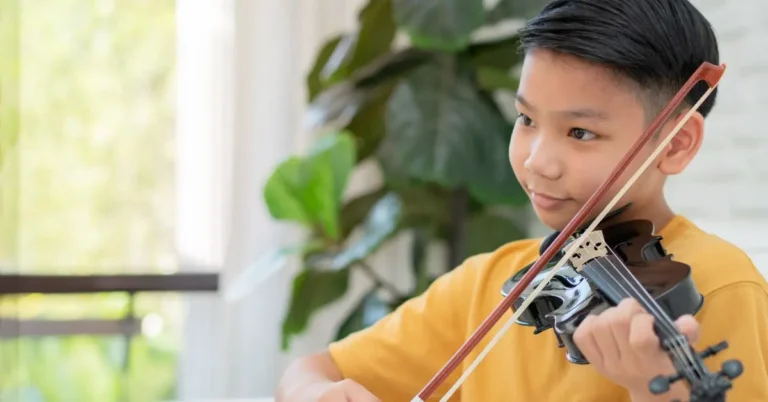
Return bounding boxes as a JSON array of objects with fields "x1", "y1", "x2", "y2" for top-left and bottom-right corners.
[{"x1": 657, "y1": 109, "x2": 704, "y2": 175}]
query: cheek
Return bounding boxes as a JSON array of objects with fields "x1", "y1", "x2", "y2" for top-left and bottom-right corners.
[
  {"x1": 575, "y1": 152, "x2": 655, "y2": 204},
  {"x1": 508, "y1": 131, "x2": 528, "y2": 178},
  {"x1": 567, "y1": 156, "x2": 614, "y2": 201}
]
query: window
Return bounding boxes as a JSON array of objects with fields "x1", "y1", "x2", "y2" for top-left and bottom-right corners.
[{"x1": 0, "y1": 1, "x2": 226, "y2": 400}]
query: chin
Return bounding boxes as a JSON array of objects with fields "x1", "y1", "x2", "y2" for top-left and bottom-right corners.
[{"x1": 532, "y1": 206, "x2": 573, "y2": 232}]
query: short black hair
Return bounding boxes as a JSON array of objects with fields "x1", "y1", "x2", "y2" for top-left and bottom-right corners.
[{"x1": 518, "y1": 0, "x2": 720, "y2": 120}]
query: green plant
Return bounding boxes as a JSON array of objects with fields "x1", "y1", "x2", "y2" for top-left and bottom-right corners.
[{"x1": 229, "y1": 0, "x2": 550, "y2": 350}]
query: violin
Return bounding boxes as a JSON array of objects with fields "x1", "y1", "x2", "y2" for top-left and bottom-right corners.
[
  {"x1": 503, "y1": 217, "x2": 743, "y2": 398},
  {"x1": 502, "y1": 216, "x2": 706, "y2": 366},
  {"x1": 410, "y1": 62, "x2": 744, "y2": 402}
]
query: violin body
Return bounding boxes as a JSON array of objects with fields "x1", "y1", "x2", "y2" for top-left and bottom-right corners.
[{"x1": 501, "y1": 219, "x2": 704, "y2": 364}]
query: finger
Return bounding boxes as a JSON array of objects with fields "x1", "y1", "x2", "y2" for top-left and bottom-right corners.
[
  {"x1": 675, "y1": 314, "x2": 701, "y2": 344},
  {"x1": 610, "y1": 299, "x2": 642, "y2": 362},
  {"x1": 628, "y1": 312, "x2": 662, "y2": 355},
  {"x1": 618, "y1": 298, "x2": 645, "y2": 314},
  {"x1": 592, "y1": 306, "x2": 624, "y2": 367},
  {"x1": 574, "y1": 314, "x2": 604, "y2": 366},
  {"x1": 342, "y1": 379, "x2": 381, "y2": 402}
]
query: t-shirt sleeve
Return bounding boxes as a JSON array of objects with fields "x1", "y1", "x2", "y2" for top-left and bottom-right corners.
[
  {"x1": 694, "y1": 281, "x2": 768, "y2": 400},
  {"x1": 327, "y1": 254, "x2": 487, "y2": 401}
]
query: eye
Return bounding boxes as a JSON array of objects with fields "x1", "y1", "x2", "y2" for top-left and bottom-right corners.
[
  {"x1": 569, "y1": 128, "x2": 597, "y2": 141},
  {"x1": 516, "y1": 113, "x2": 534, "y2": 127}
]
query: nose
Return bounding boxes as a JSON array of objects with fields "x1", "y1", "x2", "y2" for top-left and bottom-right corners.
[{"x1": 524, "y1": 134, "x2": 563, "y2": 180}]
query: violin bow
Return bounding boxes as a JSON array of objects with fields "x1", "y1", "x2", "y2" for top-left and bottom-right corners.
[{"x1": 412, "y1": 61, "x2": 727, "y2": 402}]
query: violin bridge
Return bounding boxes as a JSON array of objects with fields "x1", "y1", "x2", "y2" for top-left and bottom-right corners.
[{"x1": 568, "y1": 231, "x2": 609, "y2": 270}]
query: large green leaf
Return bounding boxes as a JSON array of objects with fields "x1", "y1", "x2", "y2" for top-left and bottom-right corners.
[
  {"x1": 377, "y1": 58, "x2": 526, "y2": 205},
  {"x1": 282, "y1": 267, "x2": 351, "y2": 350},
  {"x1": 371, "y1": 180, "x2": 453, "y2": 234},
  {"x1": 353, "y1": 48, "x2": 434, "y2": 89},
  {"x1": 306, "y1": 132, "x2": 357, "y2": 204},
  {"x1": 334, "y1": 288, "x2": 391, "y2": 341},
  {"x1": 221, "y1": 243, "x2": 320, "y2": 302},
  {"x1": 328, "y1": 192, "x2": 404, "y2": 270},
  {"x1": 305, "y1": 49, "x2": 433, "y2": 137},
  {"x1": 410, "y1": 226, "x2": 431, "y2": 294},
  {"x1": 468, "y1": 36, "x2": 523, "y2": 92},
  {"x1": 322, "y1": 0, "x2": 397, "y2": 85},
  {"x1": 307, "y1": 193, "x2": 403, "y2": 270},
  {"x1": 263, "y1": 132, "x2": 357, "y2": 240},
  {"x1": 307, "y1": 35, "x2": 344, "y2": 102},
  {"x1": 485, "y1": 0, "x2": 552, "y2": 24},
  {"x1": 393, "y1": 0, "x2": 485, "y2": 52},
  {"x1": 397, "y1": 184, "x2": 454, "y2": 234},
  {"x1": 475, "y1": 67, "x2": 520, "y2": 92},
  {"x1": 339, "y1": 187, "x2": 388, "y2": 239},
  {"x1": 464, "y1": 88, "x2": 527, "y2": 206},
  {"x1": 344, "y1": 85, "x2": 392, "y2": 161},
  {"x1": 262, "y1": 157, "x2": 317, "y2": 226},
  {"x1": 465, "y1": 209, "x2": 526, "y2": 255},
  {"x1": 467, "y1": 36, "x2": 522, "y2": 71}
]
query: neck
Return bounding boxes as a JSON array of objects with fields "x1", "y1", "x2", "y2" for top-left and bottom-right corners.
[
  {"x1": 584, "y1": 196, "x2": 676, "y2": 235},
  {"x1": 619, "y1": 196, "x2": 676, "y2": 233}
]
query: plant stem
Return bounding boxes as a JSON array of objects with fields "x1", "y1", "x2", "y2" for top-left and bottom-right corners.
[
  {"x1": 411, "y1": 226, "x2": 430, "y2": 294},
  {"x1": 448, "y1": 188, "x2": 468, "y2": 271},
  {"x1": 356, "y1": 260, "x2": 403, "y2": 300}
]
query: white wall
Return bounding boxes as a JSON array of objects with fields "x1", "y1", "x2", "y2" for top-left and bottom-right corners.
[{"x1": 667, "y1": 0, "x2": 768, "y2": 277}]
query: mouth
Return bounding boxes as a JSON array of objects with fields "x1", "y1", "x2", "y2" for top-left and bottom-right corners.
[{"x1": 529, "y1": 190, "x2": 570, "y2": 211}]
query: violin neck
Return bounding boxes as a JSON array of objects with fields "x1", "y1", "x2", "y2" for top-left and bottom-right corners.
[
  {"x1": 579, "y1": 255, "x2": 691, "y2": 343},
  {"x1": 579, "y1": 255, "x2": 662, "y2": 312},
  {"x1": 579, "y1": 255, "x2": 739, "y2": 402}
]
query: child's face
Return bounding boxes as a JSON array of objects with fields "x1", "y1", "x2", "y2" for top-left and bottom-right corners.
[{"x1": 509, "y1": 49, "x2": 695, "y2": 231}]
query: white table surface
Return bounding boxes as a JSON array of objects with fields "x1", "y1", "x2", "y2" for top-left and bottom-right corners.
[{"x1": 167, "y1": 399, "x2": 273, "y2": 402}]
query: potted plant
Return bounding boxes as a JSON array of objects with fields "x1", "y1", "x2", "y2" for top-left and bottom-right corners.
[{"x1": 228, "y1": 0, "x2": 548, "y2": 350}]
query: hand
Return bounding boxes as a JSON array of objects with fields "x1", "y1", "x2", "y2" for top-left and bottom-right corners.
[
  {"x1": 296, "y1": 379, "x2": 381, "y2": 402},
  {"x1": 573, "y1": 298, "x2": 700, "y2": 401}
]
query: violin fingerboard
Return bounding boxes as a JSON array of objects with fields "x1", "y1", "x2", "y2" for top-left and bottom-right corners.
[{"x1": 580, "y1": 256, "x2": 654, "y2": 310}]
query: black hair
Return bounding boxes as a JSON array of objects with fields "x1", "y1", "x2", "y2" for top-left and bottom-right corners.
[{"x1": 518, "y1": 0, "x2": 720, "y2": 120}]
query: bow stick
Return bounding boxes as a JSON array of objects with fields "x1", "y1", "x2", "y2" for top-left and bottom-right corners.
[{"x1": 412, "y1": 61, "x2": 727, "y2": 402}]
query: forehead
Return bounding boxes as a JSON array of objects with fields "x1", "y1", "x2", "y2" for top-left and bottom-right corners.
[{"x1": 517, "y1": 49, "x2": 646, "y2": 122}]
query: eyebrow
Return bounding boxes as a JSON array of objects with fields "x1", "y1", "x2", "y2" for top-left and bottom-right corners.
[{"x1": 516, "y1": 94, "x2": 610, "y2": 120}]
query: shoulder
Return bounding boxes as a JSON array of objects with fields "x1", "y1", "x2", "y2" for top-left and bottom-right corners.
[
  {"x1": 662, "y1": 216, "x2": 768, "y2": 296},
  {"x1": 454, "y1": 237, "x2": 542, "y2": 278},
  {"x1": 443, "y1": 237, "x2": 543, "y2": 304}
]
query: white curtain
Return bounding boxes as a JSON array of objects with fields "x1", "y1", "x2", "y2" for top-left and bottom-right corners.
[{"x1": 174, "y1": 0, "x2": 417, "y2": 398}]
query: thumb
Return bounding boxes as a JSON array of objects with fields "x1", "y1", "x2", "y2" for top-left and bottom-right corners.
[{"x1": 675, "y1": 314, "x2": 700, "y2": 344}]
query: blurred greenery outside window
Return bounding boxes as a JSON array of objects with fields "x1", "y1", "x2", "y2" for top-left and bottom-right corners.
[{"x1": 0, "y1": 1, "x2": 183, "y2": 401}]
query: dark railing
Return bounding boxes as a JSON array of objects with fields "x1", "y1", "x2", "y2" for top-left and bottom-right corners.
[
  {"x1": 0, "y1": 272, "x2": 219, "y2": 338},
  {"x1": 0, "y1": 273, "x2": 219, "y2": 295},
  {"x1": 0, "y1": 272, "x2": 220, "y2": 401}
]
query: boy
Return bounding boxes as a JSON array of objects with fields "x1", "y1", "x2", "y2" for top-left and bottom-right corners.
[{"x1": 277, "y1": 0, "x2": 768, "y2": 400}]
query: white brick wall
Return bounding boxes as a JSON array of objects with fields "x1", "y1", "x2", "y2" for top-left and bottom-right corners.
[{"x1": 666, "y1": 0, "x2": 768, "y2": 278}]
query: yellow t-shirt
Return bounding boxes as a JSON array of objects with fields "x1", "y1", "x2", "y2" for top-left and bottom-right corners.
[{"x1": 328, "y1": 215, "x2": 768, "y2": 401}]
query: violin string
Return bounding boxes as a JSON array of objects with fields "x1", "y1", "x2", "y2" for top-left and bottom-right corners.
[
  {"x1": 596, "y1": 250, "x2": 702, "y2": 379},
  {"x1": 599, "y1": 250, "x2": 704, "y2": 379},
  {"x1": 591, "y1": 257, "x2": 679, "y2": 334},
  {"x1": 584, "y1": 263, "x2": 699, "y2": 387},
  {"x1": 591, "y1": 253, "x2": 703, "y2": 379}
]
